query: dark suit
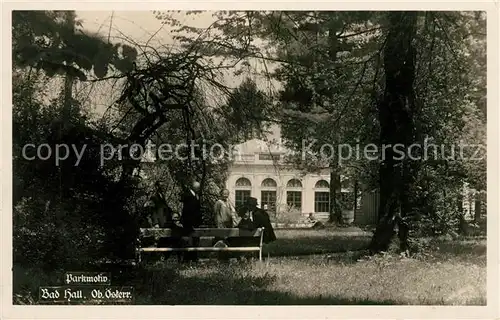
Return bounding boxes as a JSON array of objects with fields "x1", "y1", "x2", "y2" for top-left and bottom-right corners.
[
  {"x1": 180, "y1": 189, "x2": 202, "y2": 230},
  {"x1": 251, "y1": 208, "x2": 277, "y2": 244},
  {"x1": 229, "y1": 208, "x2": 276, "y2": 259},
  {"x1": 146, "y1": 194, "x2": 184, "y2": 261},
  {"x1": 180, "y1": 188, "x2": 202, "y2": 262},
  {"x1": 236, "y1": 208, "x2": 276, "y2": 243}
]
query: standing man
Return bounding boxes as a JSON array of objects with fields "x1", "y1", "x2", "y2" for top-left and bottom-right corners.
[
  {"x1": 214, "y1": 189, "x2": 238, "y2": 228},
  {"x1": 180, "y1": 180, "x2": 202, "y2": 263},
  {"x1": 213, "y1": 189, "x2": 238, "y2": 261}
]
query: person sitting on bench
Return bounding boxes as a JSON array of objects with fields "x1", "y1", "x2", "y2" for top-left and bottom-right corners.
[
  {"x1": 239, "y1": 197, "x2": 276, "y2": 243},
  {"x1": 143, "y1": 183, "x2": 183, "y2": 262},
  {"x1": 229, "y1": 197, "x2": 276, "y2": 260}
]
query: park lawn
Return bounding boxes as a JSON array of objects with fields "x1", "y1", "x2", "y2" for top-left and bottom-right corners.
[
  {"x1": 129, "y1": 231, "x2": 486, "y2": 305},
  {"x1": 13, "y1": 229, "x2": 486, "y2": 305},
  {"x1": 263, "y1": 228, "x2": 372, "y2": 257}
]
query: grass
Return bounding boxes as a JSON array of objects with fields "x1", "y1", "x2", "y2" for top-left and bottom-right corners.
[
  {"x1": 13, "y1": 229, "x2": 486, "y2": 305},
  {"x1": 264, "y1": 228, "x2": 372, "y2": 257}
]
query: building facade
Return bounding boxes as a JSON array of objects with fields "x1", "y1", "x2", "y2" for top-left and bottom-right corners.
[
  {"x1": 137, "y1": 125, "x2": 381, "y2": 225},
  {"x1": 225, "y1": 137, "x2": 355, "y2": 222}
]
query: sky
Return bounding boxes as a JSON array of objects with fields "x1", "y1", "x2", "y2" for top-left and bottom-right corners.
[
  {"x1": 74, "y1": 11, "x2": 281, "y2": 117},
  {"x1": 76, "y1": 11, "x2": 213, "y2": 48}
]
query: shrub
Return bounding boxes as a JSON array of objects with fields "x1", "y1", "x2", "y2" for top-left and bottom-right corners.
[
  {"x1": 272, "y1": 205, "x2": 305, "y2": 225},
  {"x1": 13, "y1": 197, "x2": 107, "y2": 271}
]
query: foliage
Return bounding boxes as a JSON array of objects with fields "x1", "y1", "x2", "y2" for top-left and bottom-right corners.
[
  {"x1": 12, "y1": 9, "x2": 487, "y2": 276},
  {"x1": 155, "y1": 10, "x2": 486, "y2": 246},
  {"x1": 13, "y1": 70, "x2": 142, "y2": 267},
  {"x1": 396, "y1": 12, "x2": 487, "y2": 242},
  {"x1": 272, "y1": 205, "x2": 304, "y2": 225},
  {"x1": 12, "y1": 11, "x2": 143, "y2": 270},
  {"x1": 218, "y1": 77, "x2": 273, "y2": 141},
  {"x1": 12, "y1": 11, "x2": 138, "y2": 80}
]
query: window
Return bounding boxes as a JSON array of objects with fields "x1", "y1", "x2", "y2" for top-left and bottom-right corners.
[
  {"x1": 287, "y1": 191, "x2": 302, "y2": 211},
  {"x1": 261, "y1": 191, "x2": 277, "y2": 212},
  {"x1": 258, "y1": 153, "x2": 280, "y2": 161},
  {"x1": 261, "y1": 178, "x2": 277, "y2": 188},
  {"x1": 315, "y1": 180, "x2": 330, "y2": 189},
  {"x1": 286, "y1": 179, "x2": 302, "y2": 188},
  {"x1": 235, "y1": 177, "x2": 252, "y2": 211},
  {"x1": 286, "y1": 179, "x2": 302, "y2": 211},
  {"x1": 314, "y1": 180, "x2": 330, "y2": 213},
  {"x1": 261, "y1": 178, "x2": 277, "y2": 212},
  {"x1": 235, "y1": 190, "x2": 251, "y2": 210},
  {"x1": 235, "y1": 177, "x2": 252, "y2": 187},
  {"x1": 314, "y1": 192, "x2": 330, "y2": 213}
]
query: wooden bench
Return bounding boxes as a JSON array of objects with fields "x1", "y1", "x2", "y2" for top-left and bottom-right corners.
[{"x1": 135, "y1": 227, "x2": 265, "y2": 263}]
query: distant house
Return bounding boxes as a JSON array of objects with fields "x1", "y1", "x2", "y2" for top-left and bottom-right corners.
[
  {"x1": 355, "y1": 183, "x2": 486, "y2": 226},
  {"x1": 460, "y1": 183, "x2": 487, "y2": 221}
]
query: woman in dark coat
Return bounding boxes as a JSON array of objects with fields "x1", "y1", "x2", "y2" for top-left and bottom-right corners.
[
  {"x1": 229, "y1": 197, "x2": 276, "y2": 260},
  {"x1": 239, "y1": 197, "x2": 276, "y2": 243}
]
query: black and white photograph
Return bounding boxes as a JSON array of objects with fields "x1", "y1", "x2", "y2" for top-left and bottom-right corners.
[{"x1": 2, "y1": 2, "x2": 498, "y2": 318}]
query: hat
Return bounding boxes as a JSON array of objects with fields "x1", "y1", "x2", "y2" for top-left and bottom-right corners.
[{"x1": 246, "y1": 197, "x2": 258, "y2": 207}]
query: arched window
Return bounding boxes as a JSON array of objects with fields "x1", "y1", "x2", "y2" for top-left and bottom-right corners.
[
  {"x1": 315, "y1": 180, "x2": 330, "y2": 189},
  {"x1": 314, "y1": 180, "x2": 330, "y2": 213},
  {"x1": 260, "y1": 178, "x2": 277, "y2": 212},
  {"x1": 234, "y1": 177, "x2": 251, "y2": 210},
  {"x1": 235, "y1": 177, "x2": 252, "y2": 188},
  {"x1": 261, "y1": 178, "x2": 277, "y2": 188},
  {"x1": 287, "y1": 179, "x2": 302, "y2": 188},
  {"x1": 286, "y1": 179, "x2": 302, "y2": 211}
]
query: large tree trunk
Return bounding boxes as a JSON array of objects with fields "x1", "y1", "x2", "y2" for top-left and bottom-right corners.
[{"x1": 370, "y1": 12, "x2": 418, "y2": 254}]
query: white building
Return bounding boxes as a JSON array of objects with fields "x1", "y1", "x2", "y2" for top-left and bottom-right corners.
[
  {"x1": 224, "y1": 126, "x2": 374, "y2": 223},
  {"x1": 226, "y1": 138, "x2": 333, "y2": 219},
  {"x1": 138, "y1": 126, "x2": 379, "y2": 225}
]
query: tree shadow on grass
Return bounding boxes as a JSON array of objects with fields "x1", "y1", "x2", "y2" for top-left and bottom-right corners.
[
  {"x1": 121, "y1": 265, "x2": 398, "y2": 305},
  {"x1": 434, "y1": 239, "x2": 486, "y2": 256},
  {"x1": 424, "y1": 238, "x2": 486, "y2": 265},
  {"x1": 264, "y1": 235, "x2": 371, "y2": 257}
]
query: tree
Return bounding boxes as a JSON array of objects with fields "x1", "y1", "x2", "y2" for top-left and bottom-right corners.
[
  {"x1": 220, "y1": 77, "x2": 272, "y2": 141},
  {"x1": 158, "y1": 10, "x2": 486, "y2": 248},
  {"x1": 12, "y1": 10, "x2": 141, "y2": 267},
  {"x1": 12, "y1": 10, "x2": 137, "y2": 80},
  {"x1": 271, "y1": 12, "x2": 384, "y2": 223},
  {"x1": 369, "y1": 12, "x2": 418, "y2": 254}
]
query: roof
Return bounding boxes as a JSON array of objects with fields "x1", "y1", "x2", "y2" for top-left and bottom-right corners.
[{"x1": 233, "y1": 138, "x2": 292, "y2": 156}]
